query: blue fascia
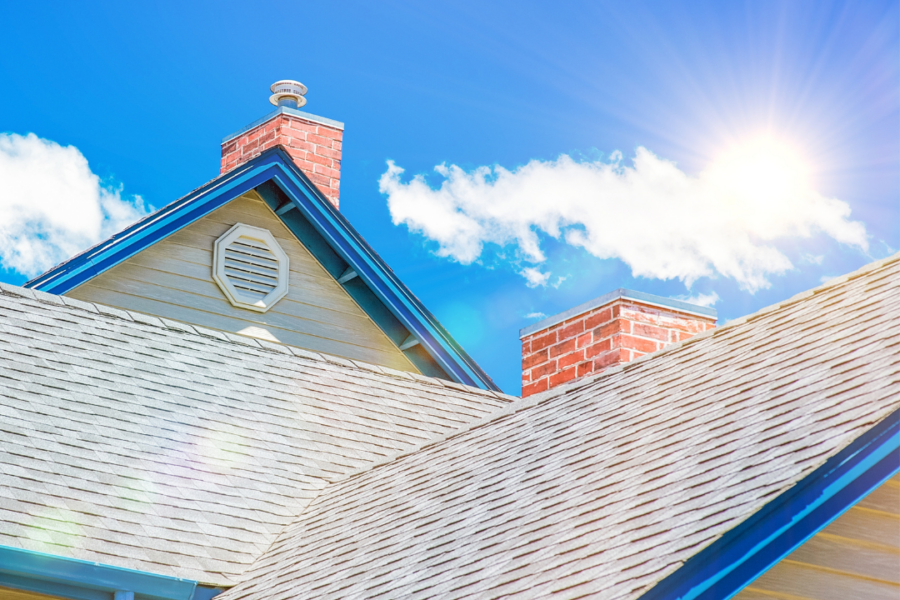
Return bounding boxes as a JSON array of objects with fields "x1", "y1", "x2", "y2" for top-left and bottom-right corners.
[
  {"x1": 0, "y1": 545, "x2": 221, "y2": 600},
  {"x1": 637, "y1": 407, "x2": 900, "y2": 600},
  {"x1": 24, "y1": 147, "x2": 498, "y2": 391}
]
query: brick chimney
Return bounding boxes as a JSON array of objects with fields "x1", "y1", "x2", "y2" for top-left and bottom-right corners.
[
  {"x1": 220, "y1": 80, "x2": 343, "y2": 209},
  {"x1": 520, "y1": 289, "x2": 716, "y2": 397}
]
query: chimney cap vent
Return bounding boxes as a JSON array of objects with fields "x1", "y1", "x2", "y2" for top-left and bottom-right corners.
[{"x1": 269, "y1": 80, "x2": 308, "y2": 109}]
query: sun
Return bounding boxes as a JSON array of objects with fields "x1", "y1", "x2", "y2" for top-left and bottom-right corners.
[{"x1": 706, "y1": 135, "x2": 812, "y2": 210}]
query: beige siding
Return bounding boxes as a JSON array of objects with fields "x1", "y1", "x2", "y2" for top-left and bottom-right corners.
[
  {"x1": 736, "y1": 473, "x2": 900, "y2": 600},
  {"x1": 68, "y1": 192, "x2": 418, "y2": 372}
]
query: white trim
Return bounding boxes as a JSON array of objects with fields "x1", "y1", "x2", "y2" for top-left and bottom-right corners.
[{"x1": 212, "y1": 223, "x2": 290, "y2": 313}]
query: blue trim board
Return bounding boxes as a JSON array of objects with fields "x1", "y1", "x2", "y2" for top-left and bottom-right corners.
[
  {"x1": 0, "y1": 545, "x2": 221, "y2": 600},
  {"x1": 24, "y1": 147, "x2": 498, "y2": 391},
  {"x1": 638, "y1": 407, "x2": 900, "y2": 600}
]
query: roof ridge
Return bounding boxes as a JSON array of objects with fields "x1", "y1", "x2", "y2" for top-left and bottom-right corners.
[
  {"x1": 316, "y1": 251, "x2": 900, "y2": 488},
  {"x1": 0, "y1": 280, "x2": 513, "y2": 402}
]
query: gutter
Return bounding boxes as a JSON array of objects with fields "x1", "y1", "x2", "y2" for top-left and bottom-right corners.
[{"x1": 0, "y1": 545, "x2": 223, "y2": 600}]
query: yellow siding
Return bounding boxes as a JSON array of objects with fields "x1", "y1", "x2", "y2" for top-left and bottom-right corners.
[
  {"x1": 735, "y1": 473, "x2": 900, "y2": 600},
  {"x1": 0, "y1": 587, "x2": 62, "y2": 600},
  {"x1": 68, "y1": 192, "x2": 418, "y2": 372}
]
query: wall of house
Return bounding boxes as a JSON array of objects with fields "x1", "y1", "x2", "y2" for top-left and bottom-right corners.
[
  {"x1": 735, "y1": 472, "x2": 900, "y2": 600},
  {"x1": 67, "y1": 191, "x2": 418, "y2": 372}
]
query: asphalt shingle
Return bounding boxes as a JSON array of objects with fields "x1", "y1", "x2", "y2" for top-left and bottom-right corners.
[
  {"x1": 0, "y1": 284, "x2": 513, "y2": 585},
  {"x1": 219, "y1": 253, "x2": 900, "y2": 600}
]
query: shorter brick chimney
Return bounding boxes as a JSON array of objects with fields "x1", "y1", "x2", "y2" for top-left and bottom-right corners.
[
  {"x1": 520, "y1": 289, "x2": 716, "y2": 397},
  {"x1": 221, "y1": 81, "x2": 343, "y2": 209}
]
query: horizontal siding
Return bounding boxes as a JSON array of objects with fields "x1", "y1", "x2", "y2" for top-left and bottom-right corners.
[
  {"x1": 68, "y1": 192, "x2": 417, "y2": 372},
  {"x1": 737, "y1": 474, "x2": 900, "y2": 600}
]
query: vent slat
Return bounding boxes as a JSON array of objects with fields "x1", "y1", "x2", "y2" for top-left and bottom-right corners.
[
  {"x1": 230, "y1": 277, "x2": 277, "y2": 294},
  {"x1": 232, "y1": 237, "x2": 271, "y2": 251},
  {"x1": 224, "y1": 256, "x2": 279, "y2": 277},
  {"x1": 229, "y1": 241, "x2": 278, "y2": 261},
  {"x1": 225, "y1": 248, "x2": 278, "y2": 267},
  {"x1": 224, "y1": 267, "x2": 279, "y2": 288}
]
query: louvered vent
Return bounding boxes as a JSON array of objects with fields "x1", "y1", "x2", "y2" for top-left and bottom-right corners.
[{"x1": 213, "y1": 223, "x2": 290, "y2": 312}]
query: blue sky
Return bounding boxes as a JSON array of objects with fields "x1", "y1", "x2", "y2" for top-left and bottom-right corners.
[{"x1": 0, "y1": 0, "x2": 897, "y2": 393}]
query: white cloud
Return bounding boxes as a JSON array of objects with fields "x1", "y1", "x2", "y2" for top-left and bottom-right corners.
[
  {"x1": 801, "y1": 253, "x2": 825, "y2": 265},
  {"x1": 380, "y1": 146, "x2": 868, "y2": 292},
  {"x1": 520, "y1": 267, "x2": 550, "y2": 288},
  {"x1": 0, "y1": 133, "x2": 150, "y2": 277},
  {"x1": 525, "y1": 312, "x2": 547, "y2": 320},
  {"x1": 675, "y1": 291, "x2": 720, "y2": 308}
]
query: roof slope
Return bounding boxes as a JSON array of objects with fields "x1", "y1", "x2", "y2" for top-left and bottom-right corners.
[
  {"x1": 221, "y1": 253, "x2": 900, "y2": 600},
  {"x1": 0, "y1": 283, "x2": 512, "y2": 586}
]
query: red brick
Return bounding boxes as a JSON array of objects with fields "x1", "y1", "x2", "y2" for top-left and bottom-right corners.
[
  {"x1": 576, "y1": 332, "x2": 592, "y2": 349},
  {"x1": 585, "y1": 338, "x2": 611, "y2": 358},
  {"x1": 560, "y1": 320, "x2": 584, "y2": 340},
  {"x1": 285, "y1": 120, "x2": 318, "y2": 134},
  {"x1": 310, "y1": 173, "x2": 332, "y2": 187},
  {"x1": 558, "y1": 350, "x2": 585, "y2": 369},
  {"x1": 316, "y1": 145, "x2": 342, "y2": 160},
  {"x1": 286, "y1": 139, "x2": 314, "y2": 152},
  {"x1": 549, "y1": 338, "x2": 576, "y2": 358},
  {"x1": 317, "y1": 126, "x2": 343, "y2": 140},
  {"x1": 530, "y1": 331, "x2": 557, "y2": 352},
  {"x1": 549, "y1": 366, "x2": 577, "y2": 387},
  {"x1": 594, "y1": 319, "x2": 628, "y2": 340},
  {"x1": 613, "y1": 334, "x2": 657, "y2": 354},
  {"x1": 530, "y1": 360, "x2": 558, "y2": 380},
  {"x1": 620, "y1": 304, "x2": 659, "y2": 325},
  {"x1": 584, "y1": 308, "x2": 611, "y2": 329},
  {"x1": 522, "y1": 378, "x2": 548, "y2": 398},
  {"x1": 307, "y1": 134, "x2": 332, "y2": 147},
  {"x1": 576, "y1": 361, "x2": 594, "y2": 377},
  {"x1": 521, "y1": 339, "x2": 532, "y2": 354},
  {"x1": 522, "y1": 349, "x2": 548, "y2": 370},
  {"x1": 314, "y1": 164, "x2": 341, "y2": 179},
  {"x1": 291, "y1": 159, "x2": 315, "y2": 173},
  {"x1": 308, "y1": 151, "x2": 332, "y2": 166},
  {"x1": 633, "y1": 323, "x2": 668, "y2": 341},
  {"x1": 593, "y1": 348, "x2": 627, "y2": 369}
]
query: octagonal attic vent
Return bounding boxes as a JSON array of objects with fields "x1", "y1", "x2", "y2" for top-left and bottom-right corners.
[{"x1": 213, "y1": 223, "x2": 289, "y2": 312}]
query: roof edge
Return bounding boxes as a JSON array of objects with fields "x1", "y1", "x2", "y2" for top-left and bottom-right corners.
[
  {"x1": 0, "y1": 544, "x2": 223, "y2": 600},
  {"x1": 519, "y1": 288, "x2": 717, "y2": 339},
  {"x1": 636, "y1": 406, "x2": 900, "y2": 600}
]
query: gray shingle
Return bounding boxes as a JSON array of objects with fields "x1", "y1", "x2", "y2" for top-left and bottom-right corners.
[
  {"x1": 220, "y1": 253, "x2": 900, "y2": 600},
  {"x1": 0, "y1": 286, "x2": 512, "y2": 586}
]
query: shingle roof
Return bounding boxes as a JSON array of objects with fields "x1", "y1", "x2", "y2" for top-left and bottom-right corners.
[
  {"x1": 220, "y1": 253, "x2": 900, "y2": 600},
  {"x1": 0, "y1": 283, "x2": 513, "y2": 586}
]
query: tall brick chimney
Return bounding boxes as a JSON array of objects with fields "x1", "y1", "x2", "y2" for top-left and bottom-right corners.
[
  {"x1": 221, "y1": 80, "x2": 343, "y2": 209},
  {"x1": 520, "y1": 289, "x2": 716, "y2": 397}
]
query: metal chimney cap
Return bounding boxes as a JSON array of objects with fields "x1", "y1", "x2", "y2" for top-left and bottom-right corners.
[{"x1": 269, "y1": 80, "x2": 308, "y2": 109}]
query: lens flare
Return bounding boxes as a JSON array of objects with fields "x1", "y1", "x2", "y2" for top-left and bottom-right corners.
[{"x1": 707, "y1": 136, "x2": 812, "y2": 212}]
